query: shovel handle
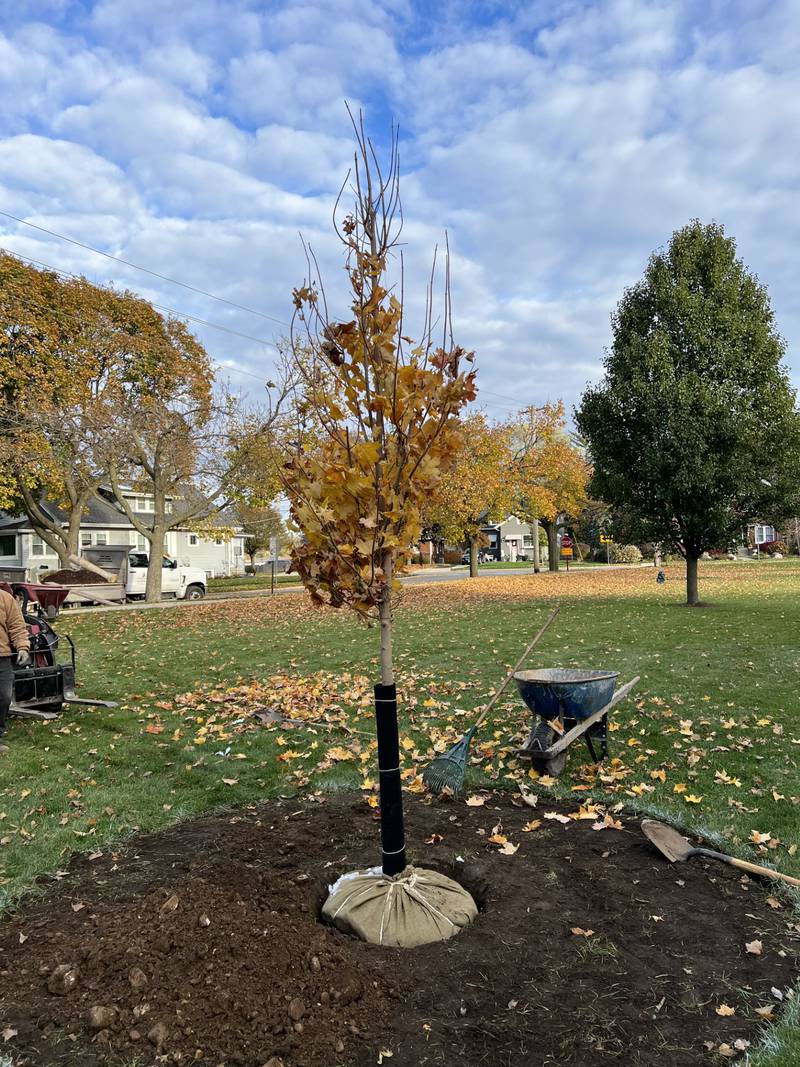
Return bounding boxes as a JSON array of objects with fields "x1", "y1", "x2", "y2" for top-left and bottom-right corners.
[
  {"x1": 696, "y1": 849, "x2": 800, "y2": 888},
  {"x1": 473, "y1": 605, "x2": 560, "y2": 731}
]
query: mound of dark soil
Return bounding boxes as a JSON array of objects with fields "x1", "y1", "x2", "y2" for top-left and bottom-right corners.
[
  {"x1": 40, "y1": 569, "x2": 112, "y2": 585},
  {"x1": 1, "y1": 793, "x2": 797, "y2": 1067}
]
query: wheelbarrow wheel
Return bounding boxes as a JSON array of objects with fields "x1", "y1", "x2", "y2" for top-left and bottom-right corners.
[{"x1": 524, "y1": 721, "x2": 568, "y2": 777}]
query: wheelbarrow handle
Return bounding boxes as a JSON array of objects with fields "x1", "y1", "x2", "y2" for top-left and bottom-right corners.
[
  {"x1": 473, "y1": 605, "x2": 561, "y2": 731},
  {"x1": 544, "y1": 675, "x2": 640, "y2": 758}
]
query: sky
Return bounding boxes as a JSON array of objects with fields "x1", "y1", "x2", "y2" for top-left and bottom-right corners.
[{"x1": 1, "y1": 0, "x2": 799, "y2": 421}]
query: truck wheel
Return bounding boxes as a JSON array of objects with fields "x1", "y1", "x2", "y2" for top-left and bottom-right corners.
[{"x1": 184, "y1": 584, "x2": 205, "y2": 601}]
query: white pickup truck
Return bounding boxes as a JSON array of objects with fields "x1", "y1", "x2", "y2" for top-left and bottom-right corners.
[
  {"x1": 49, "y1": 546, "x2": 208, "y2": 606},
  {"x1": 126, "y1": 552, "x2": 207, "y2": 600}
]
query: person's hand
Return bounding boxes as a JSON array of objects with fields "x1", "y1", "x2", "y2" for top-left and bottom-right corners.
[{"x1": 16, "y1": 649, "x2": 31, "y2": 668}]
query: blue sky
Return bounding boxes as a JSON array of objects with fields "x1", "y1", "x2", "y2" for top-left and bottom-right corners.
[{"x1": 1, "y1": 0, "x2": 799, "y2": 418}]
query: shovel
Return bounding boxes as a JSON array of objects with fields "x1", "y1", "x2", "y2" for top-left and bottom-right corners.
[{"x1": 642, "y1": 819, "x2": 800, "y2": 888}]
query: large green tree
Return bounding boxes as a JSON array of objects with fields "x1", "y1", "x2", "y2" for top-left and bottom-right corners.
[{"x1": 576, "y1": 221, "x2": 800, "y2": 605}]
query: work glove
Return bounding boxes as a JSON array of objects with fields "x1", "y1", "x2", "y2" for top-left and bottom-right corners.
[{"x1": 16, "y1": 649, "x2": 31, "y2": 668}]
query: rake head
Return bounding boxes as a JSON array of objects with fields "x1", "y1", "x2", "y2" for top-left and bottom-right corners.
[{"x1": 422, "y1": 729, "x2": 475, "y2": 797}]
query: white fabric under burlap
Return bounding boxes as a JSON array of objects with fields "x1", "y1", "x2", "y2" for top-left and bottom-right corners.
[{"x1": 322, "y1": 865, "x2": 478, "y2": 948}]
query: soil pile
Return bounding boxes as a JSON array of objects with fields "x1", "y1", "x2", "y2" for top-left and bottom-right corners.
[
  {"x1": 1, "y1": 793, "x2": 798, "y2": 1066},
  {"x1": 40, "y1": 569, "x2": 113, "y2": 585}
]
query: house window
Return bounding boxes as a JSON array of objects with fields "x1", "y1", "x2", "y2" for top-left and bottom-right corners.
[
  {"x1": 137, "y1": 534, "x2": 147, "y2": 551},
  {"x1": 95, "y1": 532, "x2": 108, "y2": 546},
  {"x1": 189, "y1": 534, "x2": 199, "y2": 546},
  {"x1": 31, "y1": 534, "x2": 46, "y2": 556},
  {"x1": 0, "y1": 533, "x2": 16, "y2": 558},
  {"x1": 233, "y1": 544, "x2": 242, "y2": 557},
  {"x1": 81, "y1": 532, "x2": 92, "y2": 547},
  {"x1": 523, "y1": 535, "x2": 533, "y2": 547}
]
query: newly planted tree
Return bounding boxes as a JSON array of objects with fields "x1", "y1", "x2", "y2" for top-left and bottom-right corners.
[
  {"x1": 577, "y1": 221, "x2": 800, "y2": 605},
  {"x1": 283, "y1": 118, "x2": 478, "y2": 945}
]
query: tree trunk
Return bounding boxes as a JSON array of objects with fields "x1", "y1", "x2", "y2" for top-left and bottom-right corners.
[
  {"x1": 469, "y1": 535, "x2": 478, "y2": 578},
  {"x1": 378, "y1": 551, "x2": 394, "y2": 685},
  {"x1": 686, "y1": 553, "x2": 700, "y2": 606},
  {"x1": 375, "y1": 551, "x2": 406, "y2": 875},
  {"x1": 67, "y1": 555, "x2": 118, "y2": 581},
  {"x1": 544, "y1": 520, "x2": 559, "y2": 572},
  {"x1": 532, "y1": 519, "x2": 540, "y2": 573},
  {"x1": 145, "y1": 525, "x2": 165, "y2": 602}
]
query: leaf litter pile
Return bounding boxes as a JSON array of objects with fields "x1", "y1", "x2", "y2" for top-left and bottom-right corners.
[{"x1": 2, "y1": 792, "x2": 798, "y2": 1067}]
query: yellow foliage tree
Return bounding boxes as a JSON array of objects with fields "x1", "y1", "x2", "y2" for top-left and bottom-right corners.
[
  {"x1": 424, "y1": 413, "x2": 513, "y2": 576},
  {"x1": 511, "y1": 403, "x2": 590, "y2": 571},
  {"x1": 283, "y1": 118, "x2": 476, "y2": 875}
]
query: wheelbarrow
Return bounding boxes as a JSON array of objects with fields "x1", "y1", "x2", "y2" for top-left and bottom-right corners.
[{"x1": 514, "y1": 668, "x2": 639, "y2": 776}]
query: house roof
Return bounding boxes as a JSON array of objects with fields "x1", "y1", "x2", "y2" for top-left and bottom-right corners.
[{"x1": 1, "y1": 492, "x2": 246, "y2": 535}]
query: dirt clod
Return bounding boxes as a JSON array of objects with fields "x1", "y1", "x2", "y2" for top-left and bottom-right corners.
[
  {"x1": 287, "y1": 999, "x2": 305, "y2": 1022},
  {"x1": 87, "y1": 1006, "x2": 117, "y2": 1031},
  {"x1": 128, "y1": 966, "x2": 148, "y2": 992},
  {"x1": 147, "y1": 1021, "x2": 169, "y2": 1049},
  {"x1": 46, "y1": 963, "x2": 80, "y2": 995}
]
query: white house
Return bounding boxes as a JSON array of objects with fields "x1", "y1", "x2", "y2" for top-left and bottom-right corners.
[{"x1": 0, "y1": 490, "x2": 249, "y2": 580}]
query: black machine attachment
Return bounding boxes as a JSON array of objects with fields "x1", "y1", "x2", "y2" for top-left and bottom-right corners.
[{"x1": 2, "y1": 580, "x2": 117, "y2": 722}]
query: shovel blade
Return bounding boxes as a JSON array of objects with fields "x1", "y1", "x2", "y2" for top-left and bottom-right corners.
[{"x1": 641, "y1": 819, "x2": 693, "y2": 863}]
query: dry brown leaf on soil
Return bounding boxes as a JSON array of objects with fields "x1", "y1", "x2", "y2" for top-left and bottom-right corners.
[
  {"x1": 745, "y1": 939, "x2": 763, "y2": 955},
  {"x1": 715, "y1": 1004, "x2": 736, "y2": 1016},
  {"x1": 497, "y1": 842, "x2": 519, "y2": 856},
  {"x1": 766, "y1": 896, "x2": 783, "y2": 909},
  {"x1": 755, "y1": 1006, "x2": 775, "y2": 1020},
  {"x1": 487, "y1": 833, "x2": 508, "y2": 846},
  {"x1": 465, "y1": 795, "x2": 486, "y2": 807},
  {"x1": 716, "y1": 1045, "x2": 736, "y2": 1059},
  {"x1": 544, "y1": 812, "x2": 571, "y2": 825},
  {"x1": 570, "y1": 927, "x2": 594, "y2": 937},
  {"x1": 522, "y1": 820, "x2": 542, "y2": 832},
  {"x1": 425, "y1": 834, "x2": 443, "y2": 845},
  {"x1": 2, "y1": 1027, "x2": 18, "y2": 1041}
]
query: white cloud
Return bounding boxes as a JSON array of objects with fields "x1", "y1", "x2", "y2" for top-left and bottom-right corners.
[{"x1": 1, "y1": 0, "x2": 800, "y2": 415}]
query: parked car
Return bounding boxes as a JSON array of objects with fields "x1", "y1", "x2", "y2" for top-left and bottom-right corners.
[{"x1": 461, "y1": 549, "x2": 492, "y2": 565}]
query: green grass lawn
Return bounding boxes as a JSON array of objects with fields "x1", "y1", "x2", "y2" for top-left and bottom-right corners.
[
  {"x1": 2, "y1": 561, "x2": 800, "y2": 1062},
  {"x1": 207, "y1": 572, "x2": 302, "y2": 591}
]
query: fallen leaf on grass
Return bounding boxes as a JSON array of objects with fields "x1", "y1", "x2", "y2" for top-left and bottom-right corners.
[
  {"x1": 537, "y1": 775, "x2": 556, "y2": 787},
  {"x1": 755, "y1": 1006, "x2": 775, "y2": 1020},
  {"x1": 221, "y1": 778, "x2": 239, "y2": 786},
  {"x1": 745, "y1": 939, "x2": 763, "y2": 955},
  {"x1": 750, "y1": 831, "x2": 772, "y2": 844},
  {"x1": 570, "y1": 927, "x2": 594, "y2": 937},
  {"x1": 683, "y1": 794, "x2": 703, "y2": 804},
  {"x1": 465, "y1": 795, "x2": 486, "y2": 807},
  {"x1": 766, "y1": 896, "x2": 782, "y2": 910},
  {"x1": 715, "y1": 1004, "x2": 736, "y2": 1016},
  {"x1": 734, "y1": 1039, "x2": 750, "y2": 1051},
  {"x1": 716, "y1": 1045, "x2": 735, "y2": 1059}
]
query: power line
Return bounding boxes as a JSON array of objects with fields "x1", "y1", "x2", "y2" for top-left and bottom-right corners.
[
  {"x1": 0, "y1": 209, "x2": 291, "y2": 329},
  {"x1": 0, "y1": 246, "x2": 524, "y2": 404}
]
